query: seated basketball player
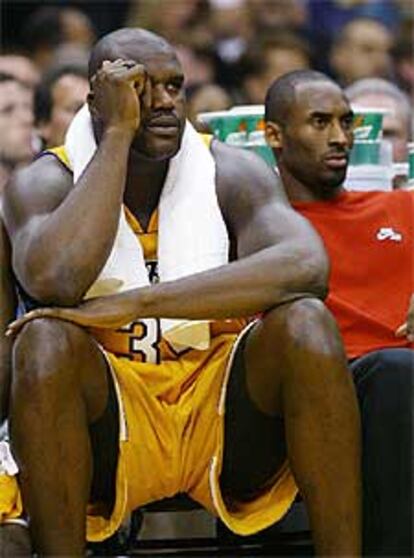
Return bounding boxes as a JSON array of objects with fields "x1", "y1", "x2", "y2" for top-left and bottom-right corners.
[
  {"x1": 1, "y1": 28, "x2": 361, "y2": 556},
  {"x1": 264, "y1": 69, "x2": 413, "y2": 556}
]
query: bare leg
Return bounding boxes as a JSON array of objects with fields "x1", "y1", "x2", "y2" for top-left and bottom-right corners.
[
  {"x1": 10, "y1": 318, "x2": 113, "y2": 557},
  {"x1": 244, "y1": 299, "x2": 361, "y2": 556}
]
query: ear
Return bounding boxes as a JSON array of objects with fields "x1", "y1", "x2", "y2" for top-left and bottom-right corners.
[{"x1": 265, "y1": 121, "x2": 283, "y2": 149}]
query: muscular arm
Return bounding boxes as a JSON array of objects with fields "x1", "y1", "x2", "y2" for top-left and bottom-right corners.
[
  {"x1": 3, "y1": 129, "x2": 131, "y2": 305},
  {"x1": 15, "y1": 144, "x2": 329, "y2": 331},
  {"x1": 133, "y1": 143, "x2": 328, "y2": 319},
  {"x1": 2, "y1": 61, "x2": 144, "y2": 306},
  {"x1": 0, "y1": 217, "x2": 16, "y2": 421}
]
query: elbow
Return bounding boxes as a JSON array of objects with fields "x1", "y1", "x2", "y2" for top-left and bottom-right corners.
[
  {"x1": 17, "y1": 260, "x2": 85, "y2": 306},
  {"x1": 23, "y1": 275, "x2": 84, "y2": 307},
  {"x1": 307, "y1": 264, "x2": 329, "y2": 301},
  {"x1": 301, "y1": 244, "x2": 330, "y2": 301}
]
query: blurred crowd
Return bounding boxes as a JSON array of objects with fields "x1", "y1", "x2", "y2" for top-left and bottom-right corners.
[{"x1": 1, "y1": 0, "x2": 413, "y2": 193}]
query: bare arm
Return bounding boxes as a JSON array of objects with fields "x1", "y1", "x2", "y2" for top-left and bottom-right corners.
[
  {"x1": 0, "y1": 217, "x2": 16, "y2": 421},
  {"x1": 7, "y1": 145, "x2": 329, "y2": 332},
  {"x1": 133, "y1": 143, "x2": 329, "y2": 319},
  {"x1": 2, "y1": 61, "x2": 146, "y2": 306},
  {"x1": 3, "y1": 131, "x2": 131, "y2": 306}
]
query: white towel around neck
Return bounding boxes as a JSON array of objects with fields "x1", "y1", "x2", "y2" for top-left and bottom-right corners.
[{"x1": 64, "y1": 105, "x2": 229, "y2": 350}]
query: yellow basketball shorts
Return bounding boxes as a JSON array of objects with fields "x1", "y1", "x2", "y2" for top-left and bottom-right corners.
[{"x1": 87, "y1": 325, "x2": 298, "y2": 542}]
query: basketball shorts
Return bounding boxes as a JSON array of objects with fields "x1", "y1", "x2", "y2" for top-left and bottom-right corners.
[{"x1": 86, "y1": 324, "x2": 298, "y2": 542}]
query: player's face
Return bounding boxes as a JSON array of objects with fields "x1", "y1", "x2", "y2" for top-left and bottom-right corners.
[
  {"x1": 280, "y1": 82, "x2": 354, "y2": 195},
  {"x1": 91, "y1": 40, "x2": 186, "y2": 161},
  {"x1": 131, "y1": 50, "x2": 186, "y2": 160}
]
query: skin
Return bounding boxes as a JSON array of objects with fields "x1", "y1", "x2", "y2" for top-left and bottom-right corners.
[
  {"x1": 39, "y1": 73, "x2": 90, "y2": 148},
  {"x1": 266, "y1": 80, "x2": 355, "y2": 202},
  {"x1": 60, "y1": 8, "x2": 95, "y2": 48},
  {"x1": 0, "y1": 56, "x2": 40, "y2": 89},
  {"x1": 331, "y1": 20, "x2": 393, "y2": 86},
  {"x1": 265, "y1": 78, "x2": 414, "y2": 337},
  {"x1": 0, "y1": 80, "x2": 34, "y2": 192},
  {"x1": 266, "y1": 76, "x2": 413, "y2": 556},
  {"x1": 3, "y1": 30, "x2": 361, "y2": 556}
]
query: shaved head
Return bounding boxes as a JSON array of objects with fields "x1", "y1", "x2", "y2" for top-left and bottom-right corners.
[
  {"x1": 265, "y1": 69, "x2": 336, "y2": 126},
  {"x1": 86, "y1": 27, "x2": 186, "y2": 161},
  {"x1": 88, "y1": 28, "x2": 175, "y2": 80},
  {"x1": 264, "y1": 69, "x2": 353, "y2": 198}
]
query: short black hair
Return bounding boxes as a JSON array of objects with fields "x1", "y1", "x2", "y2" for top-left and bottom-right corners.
[
  {"x1": 264, "y1": 69, "x2": 335, "y2": 125},
  {"x1": 34, "y1": 64, "x2": 88, "y2": 124}
]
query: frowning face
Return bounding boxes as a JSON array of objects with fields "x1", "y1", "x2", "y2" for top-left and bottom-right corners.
[
  {"x1": 131, "y1": 50, "x2": 186, "y2": 160},
  {"x1": 90, "y1": 39, "x2": 187, "y2": 161},
  {"x1": 275, "y1": 81, "x2": 354, "y2": 196}
]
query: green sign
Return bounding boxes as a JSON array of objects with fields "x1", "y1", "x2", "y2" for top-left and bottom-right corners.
[
  {"x1": 408, "y1": 143, "x2": 414, "y2": 183},
  {"x1": 198, "y1": 106, "x2": 276, "y2": 167},
  {"x1": 352, "y1": 107, "x2": 388, "y2": 141}
]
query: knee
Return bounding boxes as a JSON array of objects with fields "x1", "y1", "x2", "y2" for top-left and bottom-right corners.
[
  {"x1": 252, "y1": 299, "x2": 353, "y2": 416},
  {"x1": 12, "y1": 318, "x2": 85, "y2": 386},
  {"x1": 265, "y1": 298, "x2": 343, "y2": 356}
]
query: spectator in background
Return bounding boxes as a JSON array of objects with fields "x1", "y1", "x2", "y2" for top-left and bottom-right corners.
[
  {"x1": 129, "y1": 0, "x2": 216, "y2": 91},
  {"x1": 34, "y1": 64, "x2": 89, "y2": 149},
  {"x1": 127, "y1": 0, "x2": 210, "y2": 44},
  {"x1": 0, "y1": 55, "x2": 39, "y2": 90},
  {"x1": 175, "y1": 40, "x2": 217, "y2": 89},
  {"x1": 246, "y1": 0, "x2": 307, "y2": 34},
  {"x1": 49, "y1": 43, "x2": 91, "y2": 73},
  {"x1": 307, "y1": 0, "x2": 401, "y2": 42},
  {"x1": 2, "y1": 1, "x2": 130, "y2": 50},
  {"x1": 392, "y1": 27, "x2": 414, "y2": 97},
  {"x1": 186, "y1": 83, "x2": 232, "y2": 129},
  {"x1": 60, "y1": 7, "x2": 96, "y2": 47},
  {"x1": 208, "y1": 0, "x2": 251, "y2": 93},
  {"x1": 0, "y1": 74, "x2": 35, "y2": 193},
  {"x1": 329, "y1": 17, "x2": 394, "y2": 86},
  {"x1": 240, "y1": 33, "x2": 311, "y2": 104},
  {"x1": 345, "y1": 78, "x2": 412, "y2": 164},
  {"x1": 20, "y1": 6, "x2": 95, "y2": 72}
]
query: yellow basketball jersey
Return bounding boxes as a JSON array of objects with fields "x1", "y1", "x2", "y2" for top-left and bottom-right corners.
[{"x1": 45, "y1": 145, "x2": 249, "y2": 393}]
